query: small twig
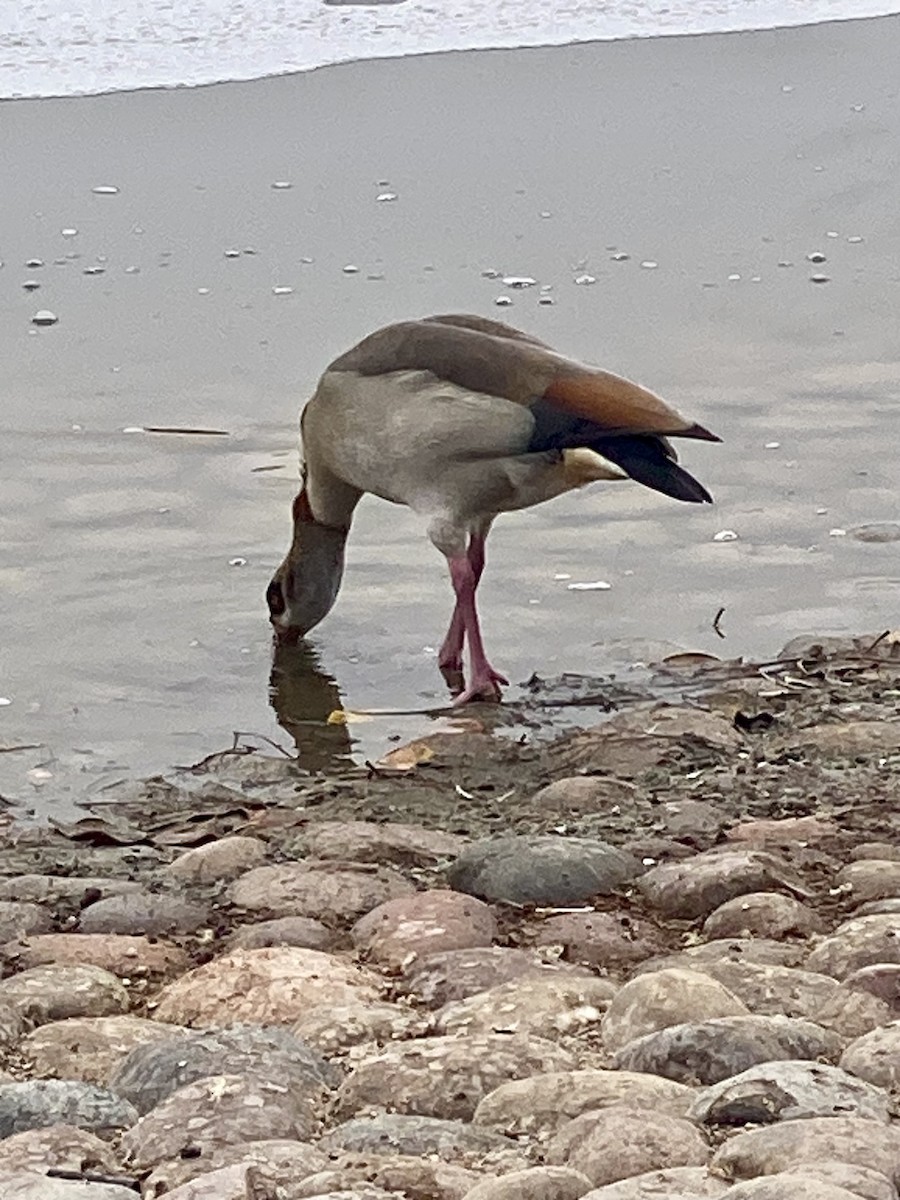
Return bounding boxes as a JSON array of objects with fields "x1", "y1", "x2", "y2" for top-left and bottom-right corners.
[
  {"x1": 865, "y1": 629, "x2": 892, "y2": 654},
  {"x1": 231, "y1": 731, "x2": 294, "y2": 758},
  {"x1": 712, "y1": 606, "x2": 726, "y2": 639}
]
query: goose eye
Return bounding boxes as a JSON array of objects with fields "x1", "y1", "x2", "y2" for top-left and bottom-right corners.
[{"x1": 266, "y1": 579, "x2": 286, "y2": 618}]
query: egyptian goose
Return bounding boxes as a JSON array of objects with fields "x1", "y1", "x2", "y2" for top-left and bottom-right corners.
[{"x1": 267, "y1": 314, "x2": 719, "y2": 704}]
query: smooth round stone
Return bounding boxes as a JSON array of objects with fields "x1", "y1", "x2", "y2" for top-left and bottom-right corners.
[
  {"x1": 400, "y1": 947, "x2": 585, "y2": 1008},
  {"x1": 601, "y1": 968, "x2": 749, "y2": 1054},
  {"x1": 292, "y1": 1001, "x2": 428, "y2": 1056},
  {"x1": 119, "y1": 1074, "x2": 317, "y2": 1168},
  {"x1": 840, "y1": 1023, "x2": 900, "y2": 1089},
  {"x1": 334, "y1": 1033, "x2": 574, "y2": 1122},
  {"x1": 437, "y1": 975, "x2": 615, "y2": 1039},
  {"x1": 710, "y1": 1116, "x2": 900, "y2": 1184},
  {"x1": 473, "y1": 1069, "x2": 694, "y2": 1136},
  {"x1": 805, "y1": 914, "x2": 900, "y2": 978},
  {"x1": 302, "y1": 819, "x2": 464, "y2": 866},
  {"x1": 447, "y1": 835, "x2": 639, "y2": 905},
  {"x1": 163, "y1": 836, "x2": 267, "y2": 884},
  {"x1": 613, "y1": 1015, "x2": 842, "y2": 1085},
  {"x1": 230, "y1": 861, "x2": 413, "y2": 923},
  {"x1": 703, "y1": 892, "x2": 824, "y2": 940},
  {"x1": 0, "y1": 876, "x2": 140, "y2": 905},
  {"x1": 352, "y1": 889, "x2": 497, "y2": 965},
  {"x1": 0, "y1": 1124, "x2": 121, "y2": 1175},
  {"x1": 20, "y1": 1016, "x2": 178, "y2": 1085},
  {"x1": 226, "y1": 915, "x2": 338, "y2": 952},
  {"x1": 78, "y1": 891, "x2": 210, "y2": 936},
  {"x1": 0, "y1": 902, "x2": 53, "y2": 943},
  {"x1": 319, "y1": 1113, "x2": 517, "y2": 1160},
  {"x1": 774, "y1": 1161, "x2": 898, "y2": 1200},
  {"x1": 0, "y1": 1173, "x2": 136, "y2": 1199},
  {"x1": 528, "y1": 776, "x2": 639, "y2": 813},
  {"x1": 143, "y1": 1138, "x2": 327, "y2": 1194},
  {"x1": 2, "y1": 933, "x2": 189, "y2": 978},
  {"x1": 721, "y1": 1178, "x2": 867, "y2": 1199},
  {"x1": 546, "y1": 1105, "x2": 709, "y2": 1188},
  {"x1": 689, "y1": 1060, "x2": 891, "y2": 1125},
  {"x1": 836, "y1": 860, "x2": 900, "y2": 905},
  {"x1": 0, "y1": 964, "x2": 128, "y2": 1025},
  {"x1": 152, "y1": 946, "x2": 379, "y2": 1026},
  {"x1": 462, "y1": 1166, "x2": 593, "y2": 1199},
  {"x1": 287, "y1": 1156, "x2": 480, "y2": 1199},
  {"x1": 843, "y1": 963, "x2": 900, "y2": 1007},
  {"x1": 653, "y1": 960, "x2": 841, "y2": 1022},
  {"x1": 638, "y1": 850, "x2": 807, "y2": 920},
  {"x1": 110, "y1": 1025, "x2": 335, "y2": 1114},
  {"x1": 0, "y1": 1080, "x2": 137, "y2": 1140},
  {"x1": 529, "y1": 910, "x2": 663, "y2": 969}
]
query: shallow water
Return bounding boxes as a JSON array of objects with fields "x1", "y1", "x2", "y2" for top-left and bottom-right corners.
[{"x1": 1, "y1": 19, "x2": 899, "y2": 810}]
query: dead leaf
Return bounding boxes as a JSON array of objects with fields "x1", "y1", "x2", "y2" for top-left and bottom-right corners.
[{"x1": 375, "y1": 739, "x2": 437, "y2": 771}]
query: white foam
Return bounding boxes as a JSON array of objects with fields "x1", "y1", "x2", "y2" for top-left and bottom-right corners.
[{"x1": 2, "y1": 0, "x2": 898, "y2": 99}]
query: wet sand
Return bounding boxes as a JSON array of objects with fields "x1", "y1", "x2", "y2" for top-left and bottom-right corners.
[{"x1": 1, "y1": 15, "x2": 899, "y2": 811}]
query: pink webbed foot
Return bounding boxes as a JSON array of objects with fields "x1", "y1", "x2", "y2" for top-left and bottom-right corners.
[{"x1": 451, "y1": 663, "x2": 509, "y2": 706}]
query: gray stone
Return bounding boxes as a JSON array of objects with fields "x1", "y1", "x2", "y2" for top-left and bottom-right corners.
[
  {"x1": 0, "y1": 1124, "x2": 121, "y2": 1175},
  {"x1": 774, "y1": 1161, "x2": 898, "y2": 1200},
  {"x1": 302, "y1": 819, "x2": 465, "y2": 866},
  {"x1": 638, "y1": 850, "x2": 808, "y2": 921},
  {"x1": 806, "y1": 913, "x2": 900, "y2": 979},
  {"x1": 614, "y1": 1015, "x2": 842, "y2": 1085},
  {"x1": 0, "y1": 1173, "x2": 138, "y2": 1200},
  {"x1": 0, "y1": 964, "x2": 128, "y2": 1025},
  {"x1": 703, "y1": 892, "x2": 824, "y2": 940},
  {"x1": 400, "y1": 947, "x2": 584, "y2": 1008},
  {"x1": 163, "y1": 836, "x2": 267, "y2": 883},
  {"x1": 334, "y1": 1032, "x2": 574, "y2": 1121},
  {"x1": 437, "y1": 975, "x2": 615, "y2": 1039},
  {"x1": 720, "y1": 1177, "x2": 866, "y2": 1200},
  {"x1": 710, "y1": 1117, "x2": 900, "y2": 1185},
  {"x1": 657, "y1": 960, "x2": 841, "y2": 1022},
  {"x1": 277, "y1": 1154, "x2": 478, "y2": 1200},
  {"x1": 292, "y1": 1000, "x2": 428, "y2": 1056},
  {"x1": 0, "y1": 901, "x2": 53, "y2": 943},
  {"x1": 576, "y1": 1168, "x2": 728, "y2": 1198},
  {"x1": 447, "y1": 835, "x2": 639, "y2": 905},
  {"x1": 547, "y1": 1105, "x2": 709, "y2": 1187},
  {"x1": 463, "y1": 1166, "x2": 593, "y2": 1200},
  {"x1": 20, "y1": 1015, "x2": 178, "y2": 1085},
  {"x1": 0, "y1": 876, "x2": 140, "y2": 905},
  {"x1": 110, "y1": 1024, "x2": 335, "y2": 1114},
  {"x1": 841, "y1": 1023, "x2": 900, "y2": 1090},
  {"x1": 78, "y1": 891, "x2": 210, "y2": 936},
  {"x1": 689, "y1": 1060, "x2": 891, "y2": 1125},
  {"x1": 601, "y1": 968, "x2": 748, "y2": 1053},
  {"x1": 230, "y1": 861, "x2": 413, "y2": 923},
  {"x1": 143, "y1": 1138, "x2": 328, "y2": 1195},
  {"x1": 119, "y1": 1073, "x2": 318, "y2": 1168},
  {"x1": 226, "y1": 915, "x2": 338, "y2": 952},
  {"x1": 0, "y1": 1080, "x2": 137, "y2": 1140},
  {"x1": 319, "y1": 1114, "x2": 516, "y2": 1160}
]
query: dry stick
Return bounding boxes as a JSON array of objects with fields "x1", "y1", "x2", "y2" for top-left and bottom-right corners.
[
  {"x1": 47, "y1": 1168, "x2": 143, "y2": 1190},
  {"x1": 712, "y1": 606, "x2": 726, "y2": 638}
]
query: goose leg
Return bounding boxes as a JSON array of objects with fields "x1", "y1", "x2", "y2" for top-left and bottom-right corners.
[
  {"x1": 445, "y1": 553, "x2": 509, "y2": 705},
  {"x1": 437, "y1": 531, "x2": 487, "y2": 692}
]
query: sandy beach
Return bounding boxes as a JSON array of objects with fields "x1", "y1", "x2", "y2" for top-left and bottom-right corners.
[{"x1": 1, "y1": 15, "x2": 899, "y2": 805}]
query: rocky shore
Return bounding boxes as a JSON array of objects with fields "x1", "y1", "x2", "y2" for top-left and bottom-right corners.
[{"x1": 1, "y1": 632, "x2": 899, "y2": 1198}]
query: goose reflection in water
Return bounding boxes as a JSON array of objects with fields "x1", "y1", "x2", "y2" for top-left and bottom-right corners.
[{"x1": 268, "y1": 640, "x2": 354, "y2": 774}]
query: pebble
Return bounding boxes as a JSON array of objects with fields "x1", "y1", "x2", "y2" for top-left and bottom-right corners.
[
  {"x1": 231, "y1": 861, "x2": 413, "y2": 922},
  {"x1": 152, "y1": 946, "x2": 379, "y2": 1026},
  {"x1": 528, "y1": 776, "x2": 639, "y2": 813},
  {"x1": 530, "y1": 910, "x2": 663, "y2": 969},
  {"x1": 0, "y1": 876, "x2": 140, "y2": 904},
  {"x1": 120, "y1": 1073, "x2": 317, "y2": 1168},
  {"x1": 163, "y1": 836, "x2": 267, "y2": 883},
  {"x1": 0, "y1": 1124, "x2": 121, "y2": 1174},
  {"x1": 613, "y1": 1014, "x2": 842, "y2": 1084},
  {"x1": 399, "y1": 946, "x2": 586, "y2": 1007},
  {"x1": 144, "y1": 1138, "x2": 327, "y2": 1194},
  {"x1": 638, "y1": 849, "x2": 808, "y2": 920},
  {"x1": 447, "y1": 834, "x2": 640, "y2": 905},
  {"x1": 710, "y1": 1116, "x2": 900, "y2": 1186},
  {"x1": 78, "y1": 891, "x2": 210, "y2": 937},
  {"x1": 226, "y1": 915, "x2": 339, "y2": 952},
  {"x1": 0, "y1": 901, "x2": 52, "y2": 943},
  {"x1": 546, "y1": 1105, "x2": 709, "y2": 1187},
  {"x1": 463, "y1": 1166, "x2": 593, "y2": 1199},
  {"x1": 689, "y1": 1059, "x2": 891, "y2": 1125},
  {"x1": 601, "y1": 968, "x2": 749, "y2": 1053},
  {"x1": 840, "y1": 1022, "x2": 900, "y2": 1089},
  {"x1": 0, "y1": 964, "x2": 128, "y2": 1025},
  {"x1": 0, "y1": 1080, "x2": 137, "y2": 1140},
  {"x1": 805, "y1": 913, "x2": 900, "y2": 978},
  {"x1": 291, "y1": 1001, "x2": 428, "y2": 1056},
  {"x1": 302, "y1": 819, "x2": 464, "y2": 866},
  {"x1": 0, "y1": 1173, "x2": 137, "y2": 1200},
  {"x1": 436, "y1": 974, "x2": 616, "y2": 1038},
  {"x1": 2, "y1": 933, "x2": 189, "y2": 978},
  {"x1": 20, "y1": 1015, "x2": 177, "y2": 1085},
  {"x1": 319, "y1": 1113, "x2": 517, "y2": 1161},
  {"x1": 333, "y1": 1032, "x2": 575, "y2": 1121},
  {"x1": 702, "y1": 892, "x2": 824, "y2": 939},
  {"x1": 473, "y1": 1068, "x2": 694, "y2": 1136},
  {"x1": 112, "y1": 1025, "x2": 334, "y2": 1117},
  {"x1": 352, "y1": 888, "x2": 497, "y2": 965},
  {"x1": 835, "y1": 859, "x2": 900, "y2": 904},
  {"x1": 573, "y1": 1167, "x2": 727, "y2": 1197}
]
